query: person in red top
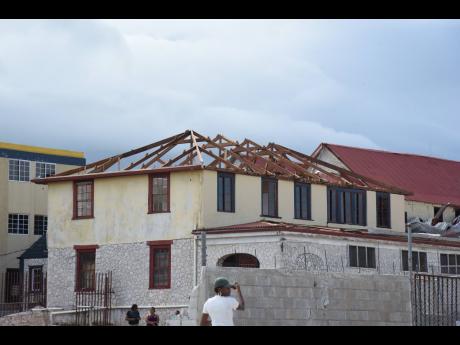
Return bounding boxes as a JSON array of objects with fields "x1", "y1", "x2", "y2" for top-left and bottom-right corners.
[{"x1": 145, "y1": 307, "x2": 159, "y2": 326}]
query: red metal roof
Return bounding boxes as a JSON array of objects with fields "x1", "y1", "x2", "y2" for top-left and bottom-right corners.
[
  {"x1": 316, "y1": 144, "x2": 460, "y2": 208},
  {"x1": 192, "y1": 221, "x2": 460, "y2": 248}
]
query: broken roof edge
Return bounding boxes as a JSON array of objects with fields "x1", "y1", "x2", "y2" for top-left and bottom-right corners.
[
  {"x1": 32, "y1": 164, "x2": 204, "y2": 184},
  {"x1": 36, "y1": 129, "x2": 409, "y2": 195},
  {"x1": 192, "y1": 221, "x2": 460, "y2": 248},
  {"x1": 319, "y1": 142, "x2": 460, "y2": 165}
]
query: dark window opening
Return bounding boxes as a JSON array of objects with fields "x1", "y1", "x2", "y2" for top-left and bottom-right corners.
[
  {"x1": 29, "y1": 266, "x2": 44, "y2": 292},
  {"x1": 434, "y1": 207, "x2": 444, "y2": 222},
  {"x1": 220, "y1": 253, "x2": 260, "y2": 268},
  {"x1": 261, "y1": 178, "x2": 278, "y2": 217},
  {"x1": 217, "y1": 172, "x2": 235, "y2": 212},
  {"x1": 294, "y1": 182, "x2": 311, "y2": 220},
  {"x1": 149, "y1": 174, "x2": 170, "y2": 213},
  {"x1": 76, "y1": 249, "x2": 96, "y2": 291},
  {"x1": 376, "y1": 192, "x2": 391, "y2": 228},
  {"x1": 149, "y1": 243, "x2": 171, "y2": 289},
  {"x1": 402, "y1": 250, "x2": 428, "y2": 272},
  {"x1": 8, "y1": 214, "x2": 29, "y2": 234},
  {"x1": 328, "y1": 187, "x2": 366, "y2": 225},
  {"x1": 74, "y1": 181, "x2": 94, "y2": 219},
  {"x1": 34, "y1": 215, "x2": 48, "y2": 236},
  {"x1": 440, "y1": 253, "x2": 460, "y2": 275},
  {"x1": 349, "y1": 245, "x2": 376, "y2": 268}
]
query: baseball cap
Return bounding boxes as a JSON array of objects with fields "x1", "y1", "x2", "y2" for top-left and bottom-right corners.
[{"x1": 214, "y1": 277, "x2": 232, "y2": 289}]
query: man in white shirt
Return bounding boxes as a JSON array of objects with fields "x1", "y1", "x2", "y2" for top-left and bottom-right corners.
[{"x1": 200, "y1": 277, "x2": 245, "y2": 326}]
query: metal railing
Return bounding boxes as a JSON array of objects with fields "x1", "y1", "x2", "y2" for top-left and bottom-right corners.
[{"x1": 0, "y1": 271, "x2": 47, "y2": 317}]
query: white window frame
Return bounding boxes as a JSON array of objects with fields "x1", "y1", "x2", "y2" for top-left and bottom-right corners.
[
  {"x1": 35, "y1": 162, "x2": 56, "y2": 178},
  {"x1": 348, "y1": 244, "x2": 377, "y2": 269},
  {"x1": 8, "y1": 213, "x2": 29, "y2": 235},
  {"x1": 34, "y1": 215, "x2": 48, "y2": 236},
  {"x1": 8, "y1": 159, "x2": 30, "y2": 182}
]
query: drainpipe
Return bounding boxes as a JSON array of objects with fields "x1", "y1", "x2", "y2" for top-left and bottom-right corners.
[{"x1": 193, "y1": 235, "x2": 197, "y2": 287}]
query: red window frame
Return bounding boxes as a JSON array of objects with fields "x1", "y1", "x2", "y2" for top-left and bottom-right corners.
[
  {"x1": 148, "y1": 173, "x2": 170, "y2": 214},
  {"x1": 73, "y1": 180, "x2": 94, "y2": 220},
  {"x1": 148, "y1": 240, "x2": 172, "y2": 289},
  {"x1": 74, "y1": 245, "x2": 98, "y2": 292}
]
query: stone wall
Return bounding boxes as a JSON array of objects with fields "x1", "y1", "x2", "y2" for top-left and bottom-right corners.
[
  {"x1": 47, "y1": 238, "x2": 194, "y2": 309},
  {"x1": 188, "y1": 266, "x2": 412, "y2": 326},
  {"x1": 0, "y1": 308, "x2": 50, "y2": 326}
]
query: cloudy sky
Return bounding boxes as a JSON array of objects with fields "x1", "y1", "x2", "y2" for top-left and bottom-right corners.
[{"x1": 1, "y1": 19, "x2": 459, "y2": 162}]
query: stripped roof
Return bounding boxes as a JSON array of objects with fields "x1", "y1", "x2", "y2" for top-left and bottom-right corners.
[
  {"x1": 33, "y1": 130, "x2": 408, "y2": 194},
  {"x1": 192, "y1": 221, "x2": 460, "y2": 248},
  {"x1": 313, "y1": 143, "x2": 460, "y2": 207}
]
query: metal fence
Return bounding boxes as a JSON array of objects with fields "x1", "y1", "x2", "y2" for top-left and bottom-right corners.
[
  {"x1": 75, "y1": 271, "x2": 114, "y2": 326},
  {"x1": 0, "y1": 270, "x2": 47, "y2": 317},
  {"x1": 413, "y1": 273, "x2": 460, "y2": 326}
]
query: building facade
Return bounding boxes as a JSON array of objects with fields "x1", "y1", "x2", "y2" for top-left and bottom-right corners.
[
  {"x1": 36, "y1": 130, "x2": 455, "y2": 312},
  {"x1": 0, "y1": 141, "x2": 85, "y2": 302},
  {"x1": 312, "y1": 143, "x2": 460, "y2": 223}
]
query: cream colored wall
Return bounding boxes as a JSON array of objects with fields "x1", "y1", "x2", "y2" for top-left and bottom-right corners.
[
  {"x1": 406, "y1": 200, "x2": 456, "y2": 222},
  {"x1": 315, "y1": 146, "x2": 349, "y2": 171},
  {"x1": 0, "y1": 159, "x2": 81, "y2": 273},
  {"x1": 201, "y1": 170, "x2": 405, "y2": 232},
  {"x1": 48, "y1": 171, "x2": 203, "y2": 249},
  {"x1": 390, "y1": 194, "x2": 406, "y2": 232}
]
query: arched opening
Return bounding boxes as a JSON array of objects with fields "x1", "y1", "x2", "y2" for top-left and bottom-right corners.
[{"x1": 218, "y1": 253, "x2": 260, "y2": 268}]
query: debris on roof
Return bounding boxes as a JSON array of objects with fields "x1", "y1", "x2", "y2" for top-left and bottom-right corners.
[
  {"x1": 407, "y1": 204, "x2": 460, "y2": 238},
  {"x1": 34, "y1": 130, "x2": 409, "y2": 194}
]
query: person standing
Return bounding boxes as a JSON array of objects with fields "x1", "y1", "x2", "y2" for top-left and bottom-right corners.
[
  {"x1": 125, "y1": 304, "x2": 141, "y2": 326},
  {"x1": 200, "y1": 277, "x2": 245, "y2": 326},
  {"x1": 145, "y1": 307, "x2": 160, "y2": 326}
]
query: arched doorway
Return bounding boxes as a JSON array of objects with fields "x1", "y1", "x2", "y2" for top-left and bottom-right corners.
[{"x1": 218, "y1": 253, "x2": 260, "y2": 268}]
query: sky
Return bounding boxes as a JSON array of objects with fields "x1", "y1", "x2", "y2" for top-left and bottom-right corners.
[{"x1": 0, "y1": 19, "x2": 459, "y2": 163}]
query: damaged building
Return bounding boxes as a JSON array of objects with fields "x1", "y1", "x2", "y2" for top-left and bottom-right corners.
[{"x1": 32, "y1": 130, "x2": 460, "y2": 316}]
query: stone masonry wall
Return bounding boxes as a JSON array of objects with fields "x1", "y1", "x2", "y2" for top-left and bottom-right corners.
[
  {"x1": 47, "y1": 239, "x2": 194, "y2": 309},
  {"x1": 189, "y1": 266, "x2": 412, "y2": 326}
]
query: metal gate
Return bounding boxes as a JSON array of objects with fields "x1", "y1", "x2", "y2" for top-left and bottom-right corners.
[
  {"x1": 0, "y1": 270, "x2": 47, "y2": 317},
  {"x1": 413, "y1": 273, "x2": 460, "y2": 326},
  {"x1": 75, "y1": 271, "x2": 113, "y2": 326}
]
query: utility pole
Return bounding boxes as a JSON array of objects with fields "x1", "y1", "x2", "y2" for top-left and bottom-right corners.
[{"x1": 407, "y1": 222, "x2": 414, "y2": 325}]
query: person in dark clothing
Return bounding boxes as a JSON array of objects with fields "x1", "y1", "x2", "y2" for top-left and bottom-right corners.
[
  {"x1": 126, "y1": 304, "x2": 141, "y2": 326},
  {"x1": 145, "y1": 307, "x2": 159, "y2": 326}
]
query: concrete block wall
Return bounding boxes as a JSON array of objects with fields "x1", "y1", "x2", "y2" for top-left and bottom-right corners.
[{"x1": 189, "y1": 267, "x2": 412, "y2": 326}]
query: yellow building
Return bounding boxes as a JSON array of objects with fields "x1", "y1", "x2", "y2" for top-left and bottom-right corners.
[{"x1": 0, "y1": 141, "x2": 85, "y2": 285}]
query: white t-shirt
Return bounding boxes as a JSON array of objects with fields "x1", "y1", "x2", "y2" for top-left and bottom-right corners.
[{"x1": 202, "y1": 295, "x2": 239, "y2": 326}]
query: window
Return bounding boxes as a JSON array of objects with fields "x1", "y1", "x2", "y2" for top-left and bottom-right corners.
[
  {"x1": 8, "y1": 159, "x2": 30, "y2": 181},
  {"x1": 217, "y1": 172, "x2": 235, "y2": 212},
  {"x1": 440, "y1": 253, "x2": 460, "y2": 275},
  {"x1": 149, "y1": 241, "x2": 172, "y2": 289},
  {"x1": 29, "y1": 266, "x2": 43, "y2": 292},
  {"x1": 75, "y1": 247, "x2": 97, "y2": 291},
  {"x1": 261, "y1": 178, "x2": 278, "y2": 217},
  {"x1": 8, "y1": 214, "x2": 29, "y2": 234},
  {"x1": 401, "y1": 250, "x2": 428, "y2": 272},
  {"x1": 294, "y1": 182, "x2": 311, "y2": 220},
  {"x1": 328, "y1": 187, "x2": 366, "y2": 225},
  {"x1": 434, "y1": 207, "x2": 444, "y2": 222},
  {"x1": 455, "y1": 209, "x2": 460, "y2": 218},
  {"x1": 34, "y1": 215, "x2": 48, "y2": 235},
  {"x1": 376, "y1": 192, "x2": 391, "y2": 228},
  {"x1": 35, "y1": 162, "x2": 56, "y2": 178},
  {"x1": 149, "y1": 174, "x2": 170, "y2": 213},
  {"x1": 349, "y1": 245, "x2": 376, "y2": 268},
  {"x1": 73, "y1": 181, "x2": 94, "y2": 219}
]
